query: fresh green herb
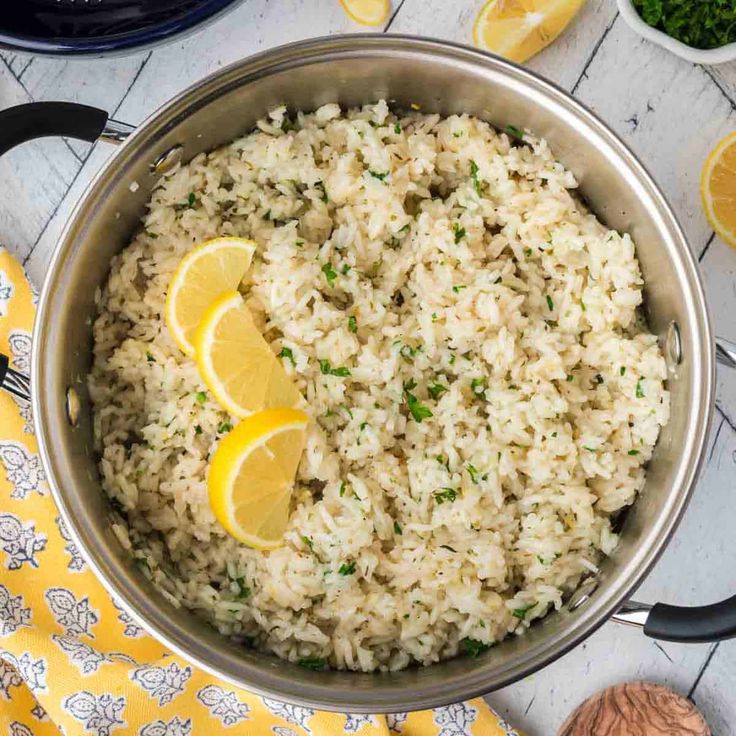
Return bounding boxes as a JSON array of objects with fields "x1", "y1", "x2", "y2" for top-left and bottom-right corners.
[
  {"x1": 431, "y1": 312, "x2": 439, "y2": 322},
  {"x1": 403, "y1": 379, "x2": 433, "y2": 423},
  {"x1": 217, "y1": 421, "x2": 233, "y2": 434},
  {"x1": 368, "y1": 170, "x2": 389, "y2": 181},
  {"x1": 146, "y1": 231, "x2": 159, "y2": 239},
  {"x1": 636, "y1": 378, "x2": 645, "y2": 399},
  {"x1": 194, "y1": 425, "x2": 203, "y2": 435},
  {"x1": 546, "y1": 295, "x2": 554, "y2": 311},
  {"x1": 278, "y1": 346, "x2": 296, "y2": 366},
  {"x1": 632, "y1": 0, "x2": 736, "y2": 50},
  {"x1": 436, "y1": 454, "x2": 450, "y2": 472},
  {"x1": 470, "y1": 378, "x2": 487, "y2": 399},
  {"x1": 400, "y1": 343, "x2": 420, "y2": 362},
  {"x1": 628, "y1": 449, "x2": 640, "y2": 456},
  {"x1": 359, "y1": 422, "x2": 367, "y2": 431},
  {"x1": 524, "y1": 248, "x2": 532, "y2": 257},
  {"x1": 428, "y1": 382, "x2": 448, "y2": 400},
  {"x1": 302, "y1": 535, "x2": 315, "y2": 552},
  {"x1": 338, "y1": 560, "x2": 357, "y2": 576},
  {"x1": 504, "y1": 125, "x2": 525, "y2": 141},
  {"x1": 494, "y1": 276, "x2": 503, "y2": 284},
  {"x1": 319, "y1": 359, "x2": 351, "y2": 377},
  {"x1": 440, "y1": 544, "x2": 457, "y2": 552},
  {"x1": 187, "y1": 192, "x2": 196, "y2": 207},
  {"x1": 232, "y1": 576, "x2": 250, "y2": 599},
  {"x1": 394, "y1": 123, "x2": 402, "y2": 134},
  {"x1": 321, "y1": 262, "x2": 338, "y2": 287},
  {"x1": 566, "y1": 374, "x2": 574, "y2": 382},
  {"x1": 348, "y1": 315, "x2": 358, "y2": 333},
  {"x1": 434, "y1": 487, "x2": 457, "y2": 505},
  {"x1": 466, "y1": 464, "x2": 480, "y2": 484},
  {"x1": 315, "y1": 181, "x2": 328, "y2": 202},
  {"x1": 469, "y1": 160, "x2": 483, "y2": 194},
  {"x1": 448, "y1": 354, "x2": 456, "y2": 365},
  {"x1": 581, "y1": 300, "x2": 587, "y2": 312},
  {"x1": 512, "y1": 604, "x2": 534, "y2": 620},
  {"x1": 339, "y1": 481, "x2": 346, "y2": 498},
  {"x1": 453, "y1": 131, "x2": 463, "y2": 138},
  {"x1": 583, "y1": 446, "x2": 596, "y2": 452},
  {"x1": 195, "y1": 391, "x2": 207, "y2": 404},
  {"x1": 295, "y1": 240, "x2": 304, "y2": 247},
  {"x1": 461, "y1": 638, "x2": 493, "y2": 658},
  {"x1": 298, "y1": 656, "x2": 326, "y2": 671},
  {"x1": 452, "y1": 223, "x2": 466, "y2": 243},
  {"x1": 452, "y1": 284, "x2": 467, "y2": 294},
  {"x1": 620, "y1": 366, "x2": 626, "y2": 376},
  {"x1": 146, "y1": 351, "x2": 155, "y2": 363},
  {"x1": 341, "y1": 404, "x2": 353, "y2": 420},
  {"x1": 393, "y1": 521, "x2": 403, "y2": 535}
]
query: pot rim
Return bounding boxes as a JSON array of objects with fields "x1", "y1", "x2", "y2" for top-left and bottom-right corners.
[{"x1": 33, "y1": 34, "x2": 715, "y2": 712}]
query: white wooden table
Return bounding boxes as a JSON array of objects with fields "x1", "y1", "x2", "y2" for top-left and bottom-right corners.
[{"x1": 2, "y1": 1, "x2": 736, "y2": 732}]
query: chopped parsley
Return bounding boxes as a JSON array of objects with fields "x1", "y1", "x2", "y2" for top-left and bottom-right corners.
[
  {"x1": 466, "y1": 464, "x2": 480, "y2": 484},
  {"x1": 194, "y1": 425, "x2": 203, "y2": 435},
  {"x1": 368, "y1": 170, "x2": 389, "y2": 181},
  {"x1": 217, "y1": 421, "x2": 233, "y2": 434},
  {"x1": 461, "y1": 638, "x2": 493, "y2": 658},
  {"x1": 339, "y1": 481, "x2": 346, "y2": 498},
  {"x1": 348, "y1": 315, "x2": 358, "y2": 333},
  {"x1": 146, "y1": 231, "x2": 158, "y2": 239},
  {"x1": 620, "y1": 366, "x2": 627, "y2": 376},
  {"x1": 469, "y1": 160, "x2": 483, "y2": 194},
  {"x1": 512, "y1": 604, "x2": 534, "y2": 620},
  {"x1": 452, "y1": 284, "x2": 467, "y2": 294},
  {"x1": 232, "y1": 576, "x2": 250, "y2": 599},
  {"x1": 298, "y1": 656, "x2": 326, "y2": 671},
  {"x1": 428, "y1": 382, "x2": 448, "y2": 400},
  {"x1": 546, "y1": 295, "x2": 554, "y2": 311},
  {"x1": 440, "y1": 544, "x2": 457, "y2": 552},
  {"x1": 394, "y1": 123, "x2": 402, "y2": 134},
  {"x1": 341, "y1": 264, "x2": 351, "y2": 275},
  {"x1": 338, "y1": 560, "x2": 357, "y2": 576},
  {"x1": 187, "y1": 192, "x2": 196, "y2": 207},
  {"x1": 434, "y1": 487, "x2": 457, "y2": 505},
  {"x1": 146, "y1": 351, "x2": 155, "y2": 363},
  {"x1": 393, "y1": 521, "x2": 403, "y2": 535},
  {"x1": 431, "y1": 312, "x2": 438, "y2": 322},
  {"x1": 524, "y1": 247, "x2": 532, "y2": 257},
  {"x1": 453, "y1": 131, "x2": 463, "y2": 138},
  {"x1": 321, "y1": 262, "x2": 338, "y2": 287},
  {"x1": 452, "y1": 223, "x2": 466, "y2": 243},
  {"x1": 566, "y1": 374, "x2": 574, "y2": 382},
  {"x1": 319, "y1": 359, "x2": 351, "y2": 377},
  {"x1": 278, "y1": 346, "x2": 296, "y2": 366},
  {"x1": 504, "y1": 124, "x2": 525, "y2": 141},
  {"x1": 470, "y1": 378, "x2": 487, "y2": 399},
  {"x1": 636, "y1": 379, "x2": 645, "y2": 398},
  {"x1": 195, "y1": 391, "x2": 207, "y2": 404},
  {"x1": 436, "y1": 454, "x2": 450, "y2": 472},
  {"x1": 302, "y1": 535, "x2": 315, "y2": 552},
  {"x1": 628, "y1": 449, "x2": 640, "y2": 456},
  {"x1": 403, "y1": 379, "x2": 433, "y2": 423},
  {"x1": 583, "y1": 445, "x2": 596, "y2": 452},
  {"x1": 315, "y1": 181, "x2": 328, "y2": 202}
]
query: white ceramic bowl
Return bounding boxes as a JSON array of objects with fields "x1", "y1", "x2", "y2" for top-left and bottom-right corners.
[{"x1": 618, "y1": 0, "x2": 736, "y2": 64}]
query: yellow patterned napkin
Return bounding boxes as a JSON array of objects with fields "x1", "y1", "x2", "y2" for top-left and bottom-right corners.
[{"x1": 0, "y1": 247, "x2": 522, "y2": 736}]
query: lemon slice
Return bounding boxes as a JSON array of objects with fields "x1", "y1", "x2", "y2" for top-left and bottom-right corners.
[
  {"x1": 209, "y1": 407, "x2": 308, "y2": 548},
  {"x1": 195, "y1": 290, "x2": 301, "y2": 417},
  {"x1": 701, "y1": 131, "x2": 736, "y2": 250},
  {"x1": 339, "y1": 0, "x2": 390, "y2": 26},
  {"x1": 165, "y1": 237, "x2": 256, "y2": 356},
  {"x1": 473, "y1": 0, "x2": 586, "y2": 63}
]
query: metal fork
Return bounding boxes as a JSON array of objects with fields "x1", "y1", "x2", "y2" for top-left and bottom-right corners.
[{"x1": 0, "y1": 353, "x2": 30, "y2": 403}]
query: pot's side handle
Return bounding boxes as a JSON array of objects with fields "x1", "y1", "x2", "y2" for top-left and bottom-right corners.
[
  {"x1": 611, "y1": 335, "x2": 736, "y2": 643},
  {"x1": 0, "y1": 102, "x2": 134, "y2": 156}
]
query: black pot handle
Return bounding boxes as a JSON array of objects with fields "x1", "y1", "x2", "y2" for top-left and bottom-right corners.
[
  {"x1": 0, "y1": 101, "x2": 133, "y2": 156},
  {"x1": 611, "y1": 336, "x2": 736, "y2": 643}
]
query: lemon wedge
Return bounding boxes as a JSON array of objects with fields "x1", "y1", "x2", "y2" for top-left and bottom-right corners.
[
  {"x1": 195, "y1": 290, "x2": 301, "y2": 417},
  {"x1": 165, "y1": 237, "x2": 255, "y2": 356},
  {"x1": 473, "y1": 0, "x2": 586, "y2": 64},
  {"x1": 339, "y1": 0, "x2": 390, "y2": 26},
  {"x1": 701, "y1": 131, "x2": 736, "y2": 250},
  {"x1": 208, "y1": 407, "x2": 309, "y2": 548}
]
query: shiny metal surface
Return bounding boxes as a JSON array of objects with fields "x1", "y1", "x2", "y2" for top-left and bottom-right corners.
[
  {"x1": 32, "y1": 36, "x2": 714, "y2": 713},
  {"x1": 99, "y1": 118, "x2": 136, "y2": 145},
  {"x1": 716, "y1": 336, "x2": 736, "y2": 370},
  {"x1": 611, "y1": 601, "x2": 653, "y2": 629}
]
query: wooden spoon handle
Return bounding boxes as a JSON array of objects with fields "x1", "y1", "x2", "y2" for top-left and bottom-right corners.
[{"x1": 557, "y1": 682, "x2": 710, "y2": 736}]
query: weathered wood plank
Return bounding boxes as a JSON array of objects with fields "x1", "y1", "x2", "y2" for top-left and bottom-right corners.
[
  {"x1": 390, "y1": 0, "x2": 619, "y2": 92},
  {"x1": 0, "y1": 62, "x2": 81, "y2": 262},
  {"x1": 573, "y1": 15, "x2": 736, "y2": 256}
]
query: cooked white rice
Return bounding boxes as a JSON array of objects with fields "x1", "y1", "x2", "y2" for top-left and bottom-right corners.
[{"x1": 89, "y1": 101, "x2": 670, "y2": 672}]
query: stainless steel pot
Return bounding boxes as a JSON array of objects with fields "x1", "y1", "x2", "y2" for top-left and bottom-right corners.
[{"x1": 3, "y1": 35, "x2": 736, "y2": 713}]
